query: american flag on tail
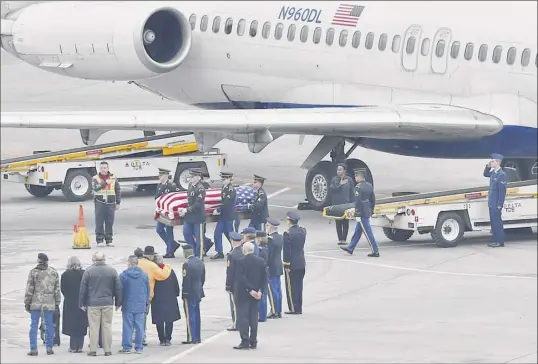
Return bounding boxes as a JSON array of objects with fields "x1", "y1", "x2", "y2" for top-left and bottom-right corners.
[
  {"x1": 155, "y1": 185, "x2": 257, "y2": 220},
  {"x1": 331, "y1": 4, "x2": 365, "y2": 27}
]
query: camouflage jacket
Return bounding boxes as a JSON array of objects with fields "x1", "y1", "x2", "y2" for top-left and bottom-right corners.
[{"x1": 24, "y1": 263, "x2": 61, "y2": 311}]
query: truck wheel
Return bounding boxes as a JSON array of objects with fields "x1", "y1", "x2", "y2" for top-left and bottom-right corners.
[
  {"x1": 431, "y1": 212, "x2": 465, "y2": 248},
  {"x1": 25, "y1": 184, "x2": 54, "y2": 198},
  {"x1": 62, "y1": 169, "x2": 93, "y2": 202},
  {"x1": 383, "y1": 228, "x2": 414, "y2": 242}
]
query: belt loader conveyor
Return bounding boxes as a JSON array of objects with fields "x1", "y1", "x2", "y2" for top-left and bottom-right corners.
[{"x1": 323, "y1": 180, "x2": 537, "y2": 247}]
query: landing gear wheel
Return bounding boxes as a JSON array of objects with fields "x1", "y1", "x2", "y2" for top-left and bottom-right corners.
[
  {"x1": 174, "y1": 162, "x2": 204, "y2": 191},
  {"x1": 431, "y1": 212, "x2": 465, "y2": 248},
  {"x1": 25, "y1": 184, "x2": 54, "y2": 198},
  {"x1": 305, "y1": 161, "x2": 336, "y2": 210},
  {"x1": 383, "y1": 228, "x2": 414, "y2": 242},
  {"x1": 345, "y1": 158, "x2": 374, "y2": 187},
  {"x1": 62, "y1": 169, "x2": 93, "y2": 202}
]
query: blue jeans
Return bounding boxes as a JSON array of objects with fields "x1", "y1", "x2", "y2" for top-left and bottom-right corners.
[
  {"x1": 183, "y1": 299, "x2": 201, "y2": 342},
  {"x1": 489, "y1": 207, "x2": 505, "y2": 244},
  {"x1": 122, "y1": 312, "x2": 145, "y2": 351},
  {"x1": 214, "y1": 220, "x2": 234, "y2": 253},
  {"x1": 156, "y1": 221, "x2": 175, "y2": 254},
  {"x1": 348, "y1": 217, "x2": 379, "y2": 254},
  {"x1": 183, "y1": 223, "x2": 203, "y2": 258},
  {"x1": 30, "y1": 310, "x2": 53, "y2": 350},
  {"x1": 267, "y1": 276, "x2": 282, "y2": 315}
]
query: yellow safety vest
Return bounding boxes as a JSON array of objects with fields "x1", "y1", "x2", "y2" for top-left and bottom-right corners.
[{"x1": 94, "y1": 175, "x2": 116, "y2": 201}]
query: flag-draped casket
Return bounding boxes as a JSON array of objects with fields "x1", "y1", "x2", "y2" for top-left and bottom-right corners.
[{"x1": 154, "y1": 185, "x2": 256, "y2": 226}]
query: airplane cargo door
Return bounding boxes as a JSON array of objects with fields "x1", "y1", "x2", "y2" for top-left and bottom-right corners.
[
  {"x1": 431, "y1": 28, "x2": 452, "y2": 74},
  {"x1": 221, "y1": 85, "x2": 259, "y2": 109},
  {"x1": 401, "y1": 25, "x2": 422, "y2": 72}
]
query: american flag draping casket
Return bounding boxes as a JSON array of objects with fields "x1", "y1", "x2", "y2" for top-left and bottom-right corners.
[{"x1": 154, "y1": 185, "x2": 256, "y2": 226}]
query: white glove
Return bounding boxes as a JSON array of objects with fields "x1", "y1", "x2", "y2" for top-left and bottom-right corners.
[
  {"x1": 178, "y1": 208, "x2": 186, "y2": 217},
  {"x1": 212, "y1": 209, "x2": 220, "y2": 216}
]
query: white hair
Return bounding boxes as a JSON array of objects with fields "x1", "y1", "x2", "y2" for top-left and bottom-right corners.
[
  {"x1": 154, "y1": 255, "x2": 164, "y2": 265},
  {"x1": 66, "y1": 256, "x2": 82, "y2": 270},
  {"x1": 93, "y1": 251, "x2": 106, "y2": 262},
  {"x1": 242, "y1": 242, "x2": 255, "y2": 255}
]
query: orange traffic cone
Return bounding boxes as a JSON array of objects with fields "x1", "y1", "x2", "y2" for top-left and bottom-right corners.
[{"x1": 73, "y1": 205, "x2": 91, "y2": 249}]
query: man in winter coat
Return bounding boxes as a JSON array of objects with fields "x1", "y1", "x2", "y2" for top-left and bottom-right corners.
[
  {"x1": 151, "y1": 255, "x2": 181, "y2": 346},
  {"x1": 118, "y1": 256, "x2": 150, "y2": 354},
  {"x1": 329, "y1": 163, "x2": 355, "y2": 245},
  {"x1": 25, "y1": 253, "x2": 61, "y2": 356}
]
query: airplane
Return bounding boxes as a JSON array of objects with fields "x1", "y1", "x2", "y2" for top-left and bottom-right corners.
[{"x1": 0, "y1": 1, "x2": 536, "y2": 210}]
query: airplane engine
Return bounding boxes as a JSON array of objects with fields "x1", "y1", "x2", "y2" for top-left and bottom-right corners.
[{"x1": 1, "y1": 1, "x2": 192, "y2": 80}]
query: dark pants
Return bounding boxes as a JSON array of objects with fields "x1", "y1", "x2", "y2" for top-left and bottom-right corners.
[
  {"x1": 285, "y1": 269, "x2": 305, "y2": 313},
  {"x1": 94, "y1": 201, "x2": 115, "y2": 243},
  {"x1": 267, "y1": 276, "x2": 282, "y2": 315},
  {"x1": 69, "y1": 335, "x2": 85, "y2": 351},
  {"x1": 234, "y1": 216, "x2": 240, "y2": 233},
  {"x1": 156, "y1": 322, "x2": 174, "y2": 343},
  {"x1": 156, "y1": 221, "x2": 175, "y2": 254},
  {"x1": 489, "y1": 207, "x2": 505, "y2": 244},
  {"x1": 183, "y1": 299, "x2": 201, "y2": 342},
  {"x1": 248, "y1": 221, "x2": 266, "y2": 232},
  {"x1": 236, "y1": 298, "x2": 260, "y2": 345},
  {"x1": 214, "y1": 220, "x2": 234, "y2": 253},
  {"x1": 335, "y1": 219, "x2": 350, "y2": 241},
  {"x1": 348, "y1": 217, "x2": 379, "y2": 254},
  {"x1": 183, "y1": 223, "x2": 203, "y2": 258}
]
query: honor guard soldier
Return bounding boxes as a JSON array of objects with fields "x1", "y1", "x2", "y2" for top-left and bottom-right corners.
[
  {"x1": 155, "y1": 168, "x2": 181, "y2": 258},
  {"x1": 248, "y1": 175, "x2": 269, "y2": 231},
  {"x1": 181, "y1": 244, "x2": 206, "y2": 345},
  {"x1": 266, "y1": 217, "x2": 283, "y2": 319},
  {"x1": 180, "y1": 168, "x2": 206, "y2": 259},
  {"x1": 212, "y1": 172, "x2": 237, "y2": 260},
  {"x1": 255, "y1": 231, "x2": 269, "y2": 322},
  {"x1": 225, "y1": 232, "x2": 244, "y2": 331},
  {"x1": 282, "y1": 211, "x2": 306, "y2": 315},
  {"x1": 483, "y1": 153, "x2": 508, "y2": 248},
  {"x1": 92, "y1": 161, "x2": 121, "y2": 247},
  {"x1": 340, "y1": 170, "x2": 380, "y2": 257}
]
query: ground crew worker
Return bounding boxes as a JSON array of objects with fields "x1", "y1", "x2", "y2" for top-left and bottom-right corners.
[
  {"x1": 330, "y1": 163, "x2": 355, "y2": 245},
  {"x1": 181, "y1": 244, "x2": 205, "y2": 345},
  {"x1": 256, "y1": 231, "x2": 269, "y2": 322},
  {"x1": 283, "y1": 211, "x2": 306, "y2": 315},
  {"x1": 155, "y1": 168, "x2": 181, "y2": 258},
  {"x1": 266, "y1": 217, "x2": 283, "y2": 319},
  {"x1": 225, "y1": 232, "x2": 244, "y2": 331},
  {"x1": 340, "y1": 170, "x2": 380, "y2": 257},
  {"x1": 212, "y1": 172, "x2": 237, "y2": 260},
  {"x1": 180, "y1": 168, "x2": 206, "y2": 259},
  {"x1": 248, "y1": 175, "x2": 269, "y2": 231},
  {"x1": 483, "y1": 153, "x2": 508, "y2": 248},
  {"x1": 92, "y1": 161, "x2": 121, "y2": 247}
]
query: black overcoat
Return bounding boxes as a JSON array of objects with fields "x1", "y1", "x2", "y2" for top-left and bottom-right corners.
[
  {"x1": 151, "y1": 269, "x2": 181, "y2": 324},
  {"x1": 60, "y1": 269, "x2": 88, "y2": 336}
]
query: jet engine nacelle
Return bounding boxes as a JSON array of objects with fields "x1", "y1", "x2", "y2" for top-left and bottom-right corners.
[{"x1": 1, "y1": 1, "x2": 192, "y2": 80}]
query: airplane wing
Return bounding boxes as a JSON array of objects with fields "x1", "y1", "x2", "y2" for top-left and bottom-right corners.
[{"x1": 0, "y1": 104, "x2": 502, "y2": 141}]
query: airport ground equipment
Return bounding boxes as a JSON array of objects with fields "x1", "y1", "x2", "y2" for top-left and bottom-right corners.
[
  {"x1": 1, "y1": 132, "x2": 227, "y2": 202},
  {"x1": 323, "y1": 180, "x2": 537, "y2": 247}
]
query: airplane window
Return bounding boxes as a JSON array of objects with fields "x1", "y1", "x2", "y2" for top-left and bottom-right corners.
[
  {"x1": 450, "y1": 41, "x2": 460, "y2": 59},
  {"x1": 352, "y1": 31, "x2": 361, "y2": 48},
  {"x1": 506, "y1": 47, "x2": 516, "y2": 65},
  {"x1": 435, "y1": 40, "x2": 445, "y2": 58},
  {"x1": 464, "y1": 43, "x2": 474, "y2": 60},
  {"x1": 391, "y1": 35, "x2": 401, "y2": 53},
  {"x1": 492, "y1": 45, "x2": 502, "y2": 64},
  {"x1": 339, "y1": 30, "x2": 348, "y2": 47},
  {"x1": 237, "y1": 19, "x2": 245, "y2": 36},
  {"x1": 288, "y1": 24, "x2": 296, "y2": 41},
  {"x1": 421, "y1": 38, "x2": 431, "y2": 56},
  {"x1": 521, "y1": 48, "x2": 531, "y2": 66},
  {"x1": 478, "y1": 44, "x2": 488, "y2": 62},
  {"x1": 313, "y1": 27, "x2": 322, "y2": 44},
  {"x1": 212, "y1": 16, "x2": 221, "y2": 33},
  {"x1": 365, "y1": 32, "x2": 374, "y2": 50},
  {"x1": 262, "y1": 22, "x2": 271, "y2": 39},
  {"x1": 300, "y1": 26, "x2": 309, "y2": 43},
  {"x1": 378, "y1": 33, "x2": 387, "y2": 51},
  {"x1": 275, "y1": 23, "x2": 283, "y2": 40},
  {"x1": 189, "y1": 14, "x2": 196, "y2": 30},
  {"x1": 326, "y1": 28, "x2": 335, "y2": 46},
  {"x1": 249, "y1": 20, "x2": 258, "y2": 37},
  {"x1": 406, "y1": 36, "x2": 416, "y2": 54},
  {"x1": 200, "y1": 15, "x2": 208, "y2": 32},
  {"x1": 224, "y1": 18, "x2": 233, "y2": 35}
]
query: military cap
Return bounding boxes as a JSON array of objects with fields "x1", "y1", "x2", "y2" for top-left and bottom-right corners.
[
  {"x1": 37, "y1": 253, "x2": 49, "y2": 262},
  {"x1": 158, "y1": 168, "x2": 171, "y2": 175},
  {"x1": 256, "y1": 231, "x2": 267, "y2": 238},
  {"x1": 229, "y1": 232, "x2": 242, "y2": 241},
  {"x1": 286, "y1": 211, "x2": 301, "y2": 222},
  {"x1": 220, "y1": 171, "x2": 234, "y2": 178},
  {"x1": 490, "y1": 153, "x2": 504, "y2": 160},
  {"x1": 253, "y1": 174, "x2": 266, "y2": 182},
  {"x1": 266, "y1": 217, "x2": 280, "y2": 226},
  {"x1": 189, "y1": 168, "x2": 203, "y2": 176},
  {"x1": 241, "y1": 227, "x2": 257, "y2": 234}
]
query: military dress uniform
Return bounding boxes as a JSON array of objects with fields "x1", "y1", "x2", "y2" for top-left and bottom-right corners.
[
  {"x1": 182, "y1": 169, "x2": 207, "y2": 259},
  {"x1": 248, "y1": 175, "x2": 269, "y2": 231},
  {"x1": 256, "y1": 231, "x2": 269, "y2": 322},
  {"x1": 92, "y1": 172, "x2": 121, "y2": 247},
  {"x1": 283, "y1": 212, "x2": 306, "y2": 315},
  {"x1": 181, "y1": 246, "x2": 206, "y2": 344},
  {"x1": 225, "y1": 232, "x2": 244, "y2": 331},
  {"x1": 266, "y1": 217, "x2": 284, "y2": 319},
  {"x1": 213, "y1": 172, "x2": 237, "y2": 259},
  {"x1": 341, "y1": 170, "x2": 380, "y2": 257},
  {"x1": 483, "y1": 153, "x2": 508, "y2": 247},
  {"x1": 155, "y1": 168, "x2": 181, "y2": 258}
]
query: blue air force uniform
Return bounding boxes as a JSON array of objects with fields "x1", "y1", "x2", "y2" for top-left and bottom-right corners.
[
  {"x1": 249, "y1": 175, "x2": 269, "y2": 232},
  {"x1": 283, "y1": 212, "x2": 306, "y2": 315},
  {"x1": 225, "y1": 232, "x2": 244, "y2": 331},
  {"x1": 256, "y1": 231, "x2": 269, "y2": 322},
  {"x1": 266, "y1": 217, "x2": 284, "y2": 318},
  {"x1": 183, "y1": 169, "x2": 207, "y2": 258},
  {"x1": 343, "y1": 170, "x2": 380, "y2": 257},
  {"x1": 213, "y1": 172, "x2": 237, "y2": 259},
  {"x1": 155, "y1": 168, "x2": 181, "y2": 257},
  {"x1": 484, "y1": 153, "x2": 508, "y2": 247},
  {"x1": 181, "y1": 246, "x2": 205, "y2": 344}
]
